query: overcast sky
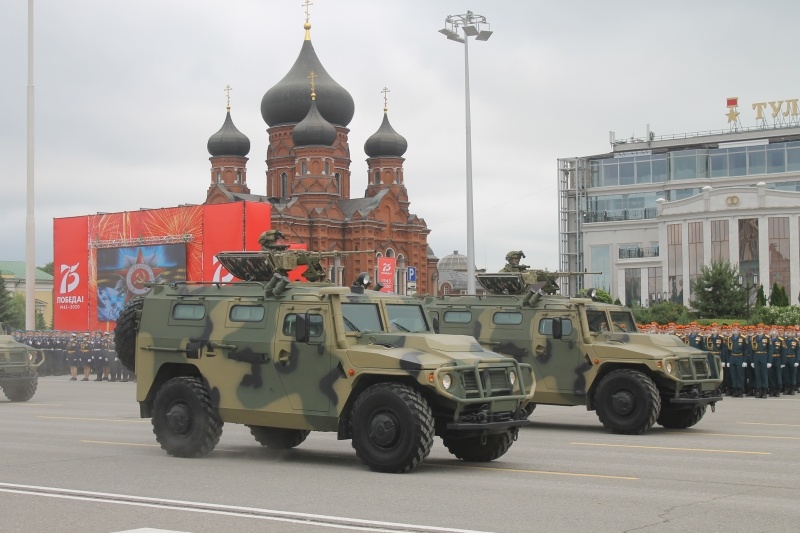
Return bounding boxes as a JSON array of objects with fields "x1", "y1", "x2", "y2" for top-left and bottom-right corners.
[{"x1": 2, "y1": 0, "x2": 799, "y2": 272}]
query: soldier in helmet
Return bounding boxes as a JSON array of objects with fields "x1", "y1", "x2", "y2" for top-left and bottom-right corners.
[
  {"x1": 500, "y1": 251, "x2": 528, "y2": 273},
  {"x1": 258, "y1": 229, "x2": 289, "y2": 251}
]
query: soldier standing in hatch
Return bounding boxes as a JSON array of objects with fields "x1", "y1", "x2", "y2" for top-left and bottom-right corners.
[{"x1": 500, "y1": 251, "x2": 528, "y2": 273}]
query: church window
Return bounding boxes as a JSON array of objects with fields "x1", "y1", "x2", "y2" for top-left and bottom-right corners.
[
  {"x1": 236, "y1": 171, "x2": 242, "y2": 184},
  {"x1": 281, "y1": 172, "x2": 288, "y2": 198},
  {"x1": 301, "y1": 161, "x2": 307, "y2": 175},
  {"x1": 374, "y1": 171, "x2": 380, "y2": 185},
  {"x1": 324, "y1": 161, "x2": 330, "y2": 175},
  {"x1": 216, "y1": 171, "x2": 221, "y2": 183},
  {"x1": 335, "y1": 173, "x2": 341, "y2": 193}
]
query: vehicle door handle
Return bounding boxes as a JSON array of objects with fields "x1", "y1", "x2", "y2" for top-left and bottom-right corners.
[
  {"x1": 535, "y1": 344, "x2": 545, "y2": 356},
  {"x1": 278, "y1": 350, "x2": 291, "y2": 367}
]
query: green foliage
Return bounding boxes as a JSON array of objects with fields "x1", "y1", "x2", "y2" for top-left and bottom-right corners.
[
  {"x1": 0, "y1": 276, "x2": 14, "y2": 324},
  {"x1": 632, "y1": 301, "x2": 689, "y2": 325},
  {"x1": 579, "y1": 288, "x2": 613, "y2": 304},
  {"x1": 756, "y1": 285, "x2": 766, "y2": 307},
  {"x1": 613, "y1": 298, "x2": 621, "y2": 305},
  {"x1": 769, "y1": 283, "x2": 789, "y2": 307},
  {"x1": 688, "y1": 259, "x2": 746, "y2": 318},
  {"x1": 39, "y1": 262, "x2": 54, "y2": 276},
  {"x1": 35, "y1": 310, "x2": 48, "y2": 330},
  {"x1": 6, "y1": 294, "x2": 25, "y2": 330},
  {"x1": 756, "y1": 305, "x2": 800, "y2": 326}
]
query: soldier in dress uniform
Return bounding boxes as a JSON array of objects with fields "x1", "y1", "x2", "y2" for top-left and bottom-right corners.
[
  {"x1": 750, "y1": 324, "x2": 771, "y2": 398},
  {"x1": 783, "y1": 326, "x2": 798, "y2": 395},
  {"x1": 108, "y1": 333, "x2": 121, "y2": 382},
  {"x1": 78, "y1": 332, "x2": 92, "y2": 381},
  {"x1": 705, "y1": 323, "x2": 727, "y2": 394},
  {"x1": 66, "y1": 333, "x2": 80, "y2": 380},
  {"x1": 727, "y1": 323, "x2": 747, "y2": 397},
  {"x1": 767, "y1": 326, "x2": 785, "y2": 397},
  {"x1": 686, "y1": 322, "x2": 704, "y2": 350}
]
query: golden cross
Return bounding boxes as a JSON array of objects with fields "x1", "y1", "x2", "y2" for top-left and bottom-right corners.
[
  {"x1": 308, "y1": 71, "x2": 317, "y2": 98},
  {"x1": 302, "y1": 0, "x2": 313, "y2": 23},
  {"x1": 381, "y1": 87, "x2": 390, "y2": 111},
  {"x1": 224, "y1": 84, "x2": 233, "y2": 109}
]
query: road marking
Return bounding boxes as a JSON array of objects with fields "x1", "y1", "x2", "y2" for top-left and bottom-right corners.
[
  {"x1": 1, "y1": 403, "x2": 62, "y2": 407},
  {"x1": 737, "y1": 422, "x2": 800, "y2": 428},
  {"x1": 0, "y1": 483, "x2": 494, "y2": 533},
  {"x1": 701, "y1": 433, "x2": 800, "y2": 441},
  {"x1": 570, "y1": 442, "x2": 769, "y2": 455},
  {"x1": 428, "y1": 462, "x2": 637, "y2": 480},
  {"x1": 40, "y1": 416, "x2": 148, "y2": 423},
  {"x1": 82, "y1": 440, "x2": 241, "y2": 453}
]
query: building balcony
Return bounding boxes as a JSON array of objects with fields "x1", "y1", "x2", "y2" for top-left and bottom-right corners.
[
  {"x1": 619, "y1": 246, "x2": 659, "y2": 259},
  {"x1": 583, "y1": 207, "x2": 657, "y2": 223}
]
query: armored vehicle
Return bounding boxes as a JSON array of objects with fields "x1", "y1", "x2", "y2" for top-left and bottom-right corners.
[
  {"x1": 0, "y1": 323, "x2": 44, "y2": 401},
  {"x1": 423, "y1": 273, "x2": 723, "y2": 435},
  {"x1": 114, "y1": 251, "x2": 534, "y2": 473}
]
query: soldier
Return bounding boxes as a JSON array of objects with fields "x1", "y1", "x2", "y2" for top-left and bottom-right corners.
[
  {"x1": 500, "y1": 251, "x2": 528, "y2": 273},
  {"x1": 258, "y1": 229, "x2": 289, "y2": 251},
  {"x1": 79, "y1": 332, "x2": 92, "y2": 381},
  {"x1": 727, "y1": 323, "x2": 747, "y2": 397},
  {"x1": 783, "y1": 326, "x2": 798, "y2": 395},
  {"x1": 750, "y1": 324, "x2": 770, "y2": 398},
  {"x1": 767, "y1": 326, "x2": 785, "y2": 397},
  {"x1": 686, "y1": 323, "x2": 704, "y2": 350},
  {"x1": 705, "y1": 323, "x2": 727, "y2": 394},
  {"x1": 65, "y1": 333, "x2": 80, "y2": 381}
]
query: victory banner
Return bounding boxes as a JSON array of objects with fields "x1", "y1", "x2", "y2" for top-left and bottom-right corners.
[
  {"x1": 53, "y1": 216, "x2": 90, "y2": 331},
  {"x1": 95, "y1": 244, "x2": 187, "y2": 322},
  {"x1": 377, "y1": 257, "x2": 396, "y2": 293}
]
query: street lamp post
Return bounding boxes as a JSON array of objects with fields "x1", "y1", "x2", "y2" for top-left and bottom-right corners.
[
  {"x1": 439, "y1": 11, "x2": 492, "y2": 295},
  {"x1": 739, "y1": 273, "x2": 759, "y2": 319}
]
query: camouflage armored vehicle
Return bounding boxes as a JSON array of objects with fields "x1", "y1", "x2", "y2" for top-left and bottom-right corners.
[
  {"x1": 114, "y1": 250, "x2": 534, "y2": 473},
  {"x1": 0, "y1": 323, "x2": 44, "y2": 402},
  {"x1": 423, "y1": 272, "x2": 723, "y2": 435}
]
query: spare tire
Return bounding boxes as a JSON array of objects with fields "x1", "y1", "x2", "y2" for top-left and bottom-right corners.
[{"x1": 114, "y1": 297, "x2": 144, "y2": 372}]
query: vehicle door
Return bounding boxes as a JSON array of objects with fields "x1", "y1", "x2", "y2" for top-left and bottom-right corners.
[
  {"x1": 273, "y1": 304, "x2": 332, "y2": 413},
  {"x1": 531, "y1": 309, "x2": 586, "y2": 395}
]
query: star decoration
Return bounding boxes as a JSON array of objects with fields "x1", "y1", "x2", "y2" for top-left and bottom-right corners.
[
  {"x1": 726, "y1": 108, "x2": 740, "y2": 123},
  {"x1": 115, "y1": 249, "x2": 166, "y2": 300}
]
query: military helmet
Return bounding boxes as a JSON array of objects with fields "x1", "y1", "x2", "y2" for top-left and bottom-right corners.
[{"x1": 505, "y1": 250, "x2": 525, "y2": 261}]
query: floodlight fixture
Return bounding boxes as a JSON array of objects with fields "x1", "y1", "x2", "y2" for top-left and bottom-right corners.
[
  {"x1": 462, "y1": 25, "x2": 478, "y2": 36},
  {"x1": 476, "y1": 30, "x2": 493, "y2": 41}
]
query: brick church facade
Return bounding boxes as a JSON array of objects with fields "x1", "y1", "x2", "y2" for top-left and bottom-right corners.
[{"x1": 205, "y1": 20, "x2": 436, "y2": 295}]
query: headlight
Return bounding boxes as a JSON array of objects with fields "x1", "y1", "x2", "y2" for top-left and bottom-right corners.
[
  {"x1": 666, "y1": 362, "x2": 673, "y2": 374},
  {"x1": 441, "y1": 373, "x2": 452, "y2": 390},
  {"x1": 509, "y1": 371, "x2": 517, "y2": 386}
]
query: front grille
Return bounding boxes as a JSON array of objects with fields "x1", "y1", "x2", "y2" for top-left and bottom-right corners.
[
  {"x1": 462, "y1": 368, "x2": 512, "y2": 398},
  {"x1": 677, "y1": 357, "x2": 712, "y2": 379},
  {"x1": 693, "y1": 359, "x2": 708, "y2": 378}
]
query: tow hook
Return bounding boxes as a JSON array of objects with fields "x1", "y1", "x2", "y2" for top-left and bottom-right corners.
[{"x1": 710, "y1": 402, "x2": 716, "y2": 413}]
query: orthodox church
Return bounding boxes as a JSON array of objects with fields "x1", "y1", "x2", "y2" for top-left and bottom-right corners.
[{"x1": 204, "y1": 17, "x2": 437, "y2": 295}]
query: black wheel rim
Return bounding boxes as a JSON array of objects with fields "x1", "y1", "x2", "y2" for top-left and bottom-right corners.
[
  {"x1": 165, "y1": 402, "x2": 192, "y2": 436},
  {"x1": 368, "y1": 410, "x2": 400, "y2": 449},
  {"x1": 610, "y1": 390, "x2": 636, "y2": 416}
]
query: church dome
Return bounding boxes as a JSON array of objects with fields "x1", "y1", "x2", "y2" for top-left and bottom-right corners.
[
  {"x1": 207, "y1": 110, "x2": 250, "y2": 157},
  {"x1": 437, "y1": 251, "x2": 471, "y2": 272},
  {"x1": 261, "y1": 36, "x2": 355, "y2": 127},
  {"x1": 292, "y1": 97, "x2": 337, "y2": 147},
  {"x1": 364, "y1": 112, "x2": 407, "y2": 158}
]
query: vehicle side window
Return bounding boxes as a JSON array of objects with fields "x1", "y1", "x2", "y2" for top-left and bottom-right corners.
[
  {"x1": 493, "y1": 312, "x2": 522, "y2": 325},
  {"x1": 587, "y1": 310, "x2": 610, "y2": 333},
  {"x1": 282, "y1": 314, "x2": 324, "y2": 337},
  {"x1": 172, "y1": 304, "x2": 206, "y2": 320},
  {"x1": 539, "y1": 318, "x2": 573, "y2": 336},
  {"x1": 443, "y1": 311, "x2": 472, "y2": 324},
  {"x1": 229, "y1": 305, "x2": 265, "y2": 322}
]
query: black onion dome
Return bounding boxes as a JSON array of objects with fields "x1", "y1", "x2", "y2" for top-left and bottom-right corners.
[
  {"x1": 364, "y1": 112, "x2": 408, "y2": 157},
  {"x1": 261, "y1": 40, "x2": 355, "y2": 127},
  {"x1": 292, "y1": 98, "x2": 337, "y2": 147},
  {"x1": 207, "y1": 111, "x2": 250, "y2": 157}
]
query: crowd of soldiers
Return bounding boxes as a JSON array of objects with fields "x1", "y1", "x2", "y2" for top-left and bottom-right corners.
[
  {"x1": 12, "y1": 330, "x2": 134, "y2": 382},
  {"x1": 638, "y1": 322, "x2": 799, "y2": 398}
]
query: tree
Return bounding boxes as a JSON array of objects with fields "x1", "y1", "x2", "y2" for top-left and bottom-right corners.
[
  {"x1": 769, "y1": 283, "x2": 789, "y2": 307},
  {"x1": 0, "y1": 276, "x2": 14, "y2": 324},
  {"x1": 756, "y1": 285, "x2": 767, "y2": 307},
  {"x1": 632, "y1": 301, "x2": 688, "y2": 325},
  {"x1": 689, "y1": 259, "x2": 745, "y2": 318},
  {"x1": 39, "y1": 262, "x2": 54, "y2": 276},
  {"x1": 579, "y1": 288, "x2": 612, "y2": 304}
]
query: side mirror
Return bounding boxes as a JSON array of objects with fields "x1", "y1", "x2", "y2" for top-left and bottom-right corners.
[
  {"x1": 295, "y1": 314, "x2": 310, "y2": 343},
  {"x1": 552, "y1": 318, "x2": 563, "y2": 340},
  {"x1": 432, "y1": 314, "x2": 440, "y2": 334}
]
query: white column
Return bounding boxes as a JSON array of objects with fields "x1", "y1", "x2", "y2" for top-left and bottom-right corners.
[
  {"x1": 681, "y1": 222, "x2": 690, "y2": 306},
  {"x1": 758, "y1": 215, "x2": 770, "y2": 298},
  {"x1": 791, "y1": 215, "x2": 800, "y2": 304},
  {"x1": 640, "y1": 267, "x2": 648, "y2": 306},
  {"x1": 728, "y1": 217, "x2": 739, "y2": 267}
]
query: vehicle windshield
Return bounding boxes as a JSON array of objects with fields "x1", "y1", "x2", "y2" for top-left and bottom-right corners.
[
  {"x1": 609, "y1": 311, "x2": 638, "y2": 333},
  {"x1": 587, "y1": 310, "x2": 611, "y2": 333},
  {"x1": 386, "y1": 304, "x2": 430, "y2": 333},
  {"x1": 341, "y1": 303, "x2": 383, "y2": 333}
]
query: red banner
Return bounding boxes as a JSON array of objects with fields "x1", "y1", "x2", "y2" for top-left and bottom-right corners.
[
  {"x1": 244, "y1": 202, "x2": 271, "y2": 251},
  {"x1": 203, "y1": 203, "x2": 245, "y2": 283},
  {"x1": 53, "y1": 216, "x2": 90, "y2": 331},
  {"x1": 377, "y1": 257, "x2": 396, "y2": 293}
]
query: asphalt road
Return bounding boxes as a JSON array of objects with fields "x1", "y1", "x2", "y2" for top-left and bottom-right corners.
[{"x1": 1, "y1": 377, "x2": 798, "y2": 533}]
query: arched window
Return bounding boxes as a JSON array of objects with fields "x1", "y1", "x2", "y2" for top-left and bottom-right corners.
[
  {"x1": 334, "y1": 173, "x2": 341, "y2": 193},
  {"x1": 374, "y1": 170, "x2": 380, "y2": 185},
  {"x1": 236, "y1": 171, "x2": 242, "y2": 184},
  {"x1": 216, "y1": 171, "x2": 221, "y2": 183},
  {"x1": 443, "y1": 285, "x2": 450, "y2": 295},
  {"x1": 280, "y1": 172, "x2": 288, "y2": 198},
  {"x1": 324, "y1": 161, "x2": 330, "y2": 175},
  {"x1": 301, "y1": 161, "x2": 307, "y2": 175}
]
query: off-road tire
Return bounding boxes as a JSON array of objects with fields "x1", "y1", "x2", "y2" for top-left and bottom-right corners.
[
  {"x1": 350, "y1": 383, "x2": 434, "y2": 473},
  {"x1": 152, "y1": 376, "x2": 223, "y2": 458},
  {"x1": 1, "y1": 378, "x2": 38, "y2": 402},
  {"x1": 595, "y1": 369, "x2": 661, "y2": 435},
  {"x1": 442, "y1": 427, "x2": 518, "y2": 462},
  {"x1": 657, "y1": 405, "x2": 706, "y2": 429},
  {"x1": 248, "y1": 426, "x2": 310, "y2": 449},
  {"x1": 114, "y1": 297, "x2": 144, "y2": 372}
]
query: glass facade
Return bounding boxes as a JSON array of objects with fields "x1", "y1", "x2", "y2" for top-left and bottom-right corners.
[
  {"x1": 624, "y1": 268, "x2": 641, "y2": 307},
  {"x1": 590, "y1": 246, "x2": 611, "y2": 292},
  {"x1": 768, "y1": 217, "x2": 790, "y2": 297},
  {"x1": 711, "y1": 219, "x2": 729, "y2": 262},
  {"x1": 688, "y1": 222, "x2": 703, "y2": 300},
  {"x1": 667, "y1": 224, "x2": 683, "y2": 303},
  {"x1": 738, "y1": 219, "x2": 759, "y2": 284},
  {"x1": 648, "y1": 267, "x2": 662, "y2": 305}
]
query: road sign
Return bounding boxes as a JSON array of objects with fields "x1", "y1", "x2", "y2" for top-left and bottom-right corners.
[{"x1": 407, "y1": 266, "x2": 417, "y2": 282}]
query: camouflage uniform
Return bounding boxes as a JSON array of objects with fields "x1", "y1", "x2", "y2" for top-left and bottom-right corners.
[{"x1": 499, "y1": 251, "x2": 527, "y2": 273}]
